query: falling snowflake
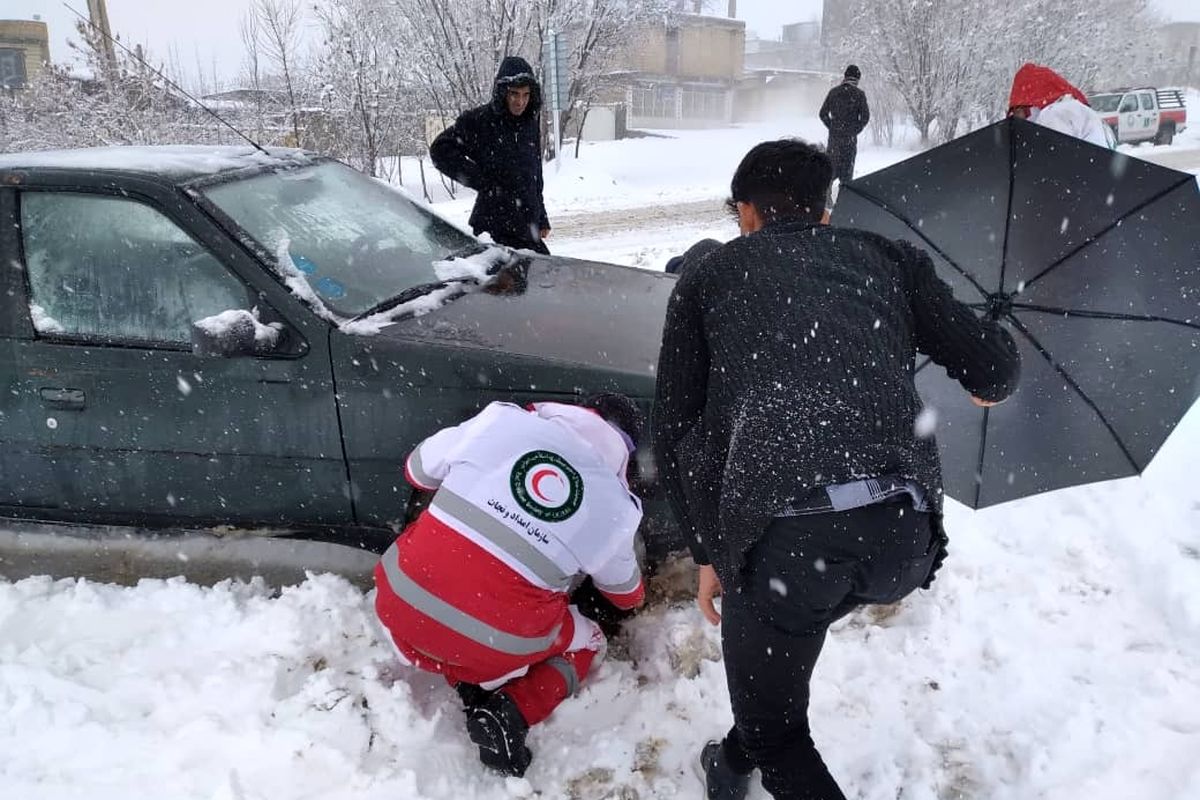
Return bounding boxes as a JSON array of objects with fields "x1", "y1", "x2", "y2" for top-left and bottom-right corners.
[{"x1": 915, "y1": 407, "x2": 938, "y2": 438}]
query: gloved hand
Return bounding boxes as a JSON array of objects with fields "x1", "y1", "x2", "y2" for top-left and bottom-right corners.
[{"x1": 571, "y1": 577, "x2": 637, "y2": 638}]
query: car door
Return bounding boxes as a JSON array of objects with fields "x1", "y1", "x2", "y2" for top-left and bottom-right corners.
[
  {"x1": 1117, "y1": 93, "x2": 1142, "y2": 142},
  {"x1": 3, "y1": 184, "x2": 352, "y2": 529},
  {"x1": 1137, "y1": 91, "x2": 1158, "y2": 139}
]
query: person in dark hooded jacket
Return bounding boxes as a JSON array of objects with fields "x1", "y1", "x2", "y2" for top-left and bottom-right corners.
[
  {"x1": 819, "y1": 65, "x2": 870, "y2": 185},
  {"x1": 430, "y1": 56, "x2": 551, "y2": 254}
]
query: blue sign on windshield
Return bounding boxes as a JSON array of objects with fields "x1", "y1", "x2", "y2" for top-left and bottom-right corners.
[
  {"x1": 315, "y1": 276, "x2": 347, "y2": 299},
  {"x1": 291, "y1": 254, "x2": 318, "y2": 274}
]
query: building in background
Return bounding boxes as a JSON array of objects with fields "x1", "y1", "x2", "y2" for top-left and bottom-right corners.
[
  {"x1": 0, "y1": 18, "x2": 51, "y2": 89},
  {"x1": 606, "y1": 9, "x2": 746, "y2": 129},
  {"x1": 734, "y1": 69, "x2": 838, "y2": 124},
  {"x1": 744, "y1": 21, "x2": 823, "y2": 72}
]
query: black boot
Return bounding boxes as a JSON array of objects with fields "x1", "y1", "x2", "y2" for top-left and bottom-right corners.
[
  {"x1": 466, "y1": 691, "x2": 532, "y2": 777},
  {"x1": 454, "y1": 682, "x2": 491, "y2": 709},
  {"x1": 701, "y1": 740, "x2": 751, "y2": 800}
]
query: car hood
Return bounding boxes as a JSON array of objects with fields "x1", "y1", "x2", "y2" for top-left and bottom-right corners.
[{"x1": 369, "y1": 256, "x2": 674, "y2": 387}]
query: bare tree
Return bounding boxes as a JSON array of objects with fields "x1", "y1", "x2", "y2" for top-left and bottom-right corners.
[
  {"x1": 247, "y1": 0, "x2": 308, "y2": 146},
  {"x1": 0, "y1": 22, "x2": 234, "y2": 153},
  {"x1": 533, "y1": 0, "x2": 672, "y2": 137},
  {"x1": 313, "y1": 0, "x2": 423, "y2": 176},
  {"x1": 239, "y1": 10, "x2": 268, "y2": 142},
  {"x1": 836, "y1": 0, "x2": 1163, "y2": 145}
]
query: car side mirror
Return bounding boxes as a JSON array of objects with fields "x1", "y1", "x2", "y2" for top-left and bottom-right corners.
[{"x1": 192, "y1": 309, "x2": 283, "y2": 357}]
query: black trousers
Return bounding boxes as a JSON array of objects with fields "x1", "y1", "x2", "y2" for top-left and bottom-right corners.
[
  {"x1": 719, "y1": 501, "x2": 941, "y2": 799},
  {"x1": 826, "y1": 135, "x2": 858, "y2": 185}
]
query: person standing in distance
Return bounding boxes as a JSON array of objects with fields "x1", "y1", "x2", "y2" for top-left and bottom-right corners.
[{"x1": 819, "y1": 64, "x2": 870, "y2": 187}]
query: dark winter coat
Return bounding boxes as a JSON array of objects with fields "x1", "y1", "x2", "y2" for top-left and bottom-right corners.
[
  {"x1": 819, "y1": 80, "x2": 870, "y2": 140},
  {"x1": 664, "y1": 238, "x2": 722, "y2": 276},
  {"x1": 652, "y1": 220, "x2": 1020, "y2": 589},
  {"x1": 430, "y1": 57, "x2": 549, "y2": 249}
]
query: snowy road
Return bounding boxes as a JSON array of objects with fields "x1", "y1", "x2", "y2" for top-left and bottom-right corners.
[
  {"x1": 549, "y1": 148, "x2": 1200, "y2": 276},
  {"x1": 1139, "y1": 146, "x2": 1200, "y2": 172},
  {"x1": 554, "y1": 198, "x2": 728, "y2": 242},
  {"x1": 5, "y1": 122, "x2": 1200, "y2": 800}
]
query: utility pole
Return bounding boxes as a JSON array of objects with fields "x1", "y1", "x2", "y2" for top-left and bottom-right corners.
[
  {"x1": 544, "y1": 30, "x2": 568, "y2": 172},
  {"x1": 86, "y1": 0, "x2": 118, "y2": 78}
]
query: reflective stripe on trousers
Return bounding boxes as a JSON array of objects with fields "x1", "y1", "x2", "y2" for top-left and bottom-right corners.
[{"x1": 378, "y1": 541, "x2": 563, "y2": 657}]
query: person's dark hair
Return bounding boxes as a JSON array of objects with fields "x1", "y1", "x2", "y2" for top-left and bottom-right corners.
[
  {"x1": 581, "y1": 392, "x2": 645, "y2": 448},
  {"x1": 844, "y1": 64, "x2": 861, "y2": 80},
  {"x1": 727, "y1": 139, "x2": 832, "y2": 224}
]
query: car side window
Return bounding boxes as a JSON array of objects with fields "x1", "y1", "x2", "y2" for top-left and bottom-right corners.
[
  {"x1": 1118, "y1": 95, "x2": 1138, "y2": 113},
  {"x1": 1138, "y1": 93, "x2": 1154, "y2": 111},
  {"x1": 20, "y1": 192, "x2": 250, "y2": 346}
]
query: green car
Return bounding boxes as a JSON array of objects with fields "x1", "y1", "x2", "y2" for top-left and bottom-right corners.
[{"x1": 0, "y1": 147, "x2": 677, "y2": 585}]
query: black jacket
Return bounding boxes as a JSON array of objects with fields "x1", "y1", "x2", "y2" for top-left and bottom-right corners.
[
  {"x1": 819, "y1": 81, "x2": 870, "y2": 139},
  {"x1": 652, "y1": 221, "x2": 1020, "y2": 589},
  {"x1": 430, "y1": 57, "x2": 549, "y2": 245}
]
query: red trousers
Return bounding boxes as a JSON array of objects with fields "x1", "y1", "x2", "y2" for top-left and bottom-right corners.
[{"x1": 374, "y1": 513, "x2": 605, "y2": 725}]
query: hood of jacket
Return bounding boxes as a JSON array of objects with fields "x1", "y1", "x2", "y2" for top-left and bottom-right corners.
[
  {"x1": 491, "y1": 56, "x2": 543, "y2": 117},
  {"x1": 528, "y1": 402, "x2": 632, "y2": 483},
  {"x1": 1008, "y1": 63, "x2": 1089, "y2": 112}
]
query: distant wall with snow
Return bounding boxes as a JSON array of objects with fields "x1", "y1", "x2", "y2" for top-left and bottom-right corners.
[{"x1": 735, "y1": 70, "x2": 838, "y2": 124}]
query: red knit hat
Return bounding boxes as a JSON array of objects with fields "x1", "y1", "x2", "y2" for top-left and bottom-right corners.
[{"x1": 1008, "y1": 63, "x2": 1090, "y2": 112}]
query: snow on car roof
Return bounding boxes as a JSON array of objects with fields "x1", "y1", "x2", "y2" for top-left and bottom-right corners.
[{"x1": 0, "y1": 145, "x2": 314, "y2": 181}]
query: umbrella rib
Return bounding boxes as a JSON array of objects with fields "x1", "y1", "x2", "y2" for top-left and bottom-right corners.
[
  {"x1": 1021, "y1": 175, "x2": 1195, "y2": 291},
  {"x1": 998, "y1": 120, "x2": 1017, "y2": 295},
  {"x1": 1013, "y1": 303, "x2": 1200, "y2": 332},
  {"x1": 1007, "y1": 315, "x2": 1142, "y2": 474},
  {"x1": 915, "y1": 355, "x2": 933, "y2": 374},
  {"x1": 842, "y1": 186, "x2": 989, "y2": 299}
]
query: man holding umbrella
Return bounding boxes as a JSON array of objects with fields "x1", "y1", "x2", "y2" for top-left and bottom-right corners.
[{"x1": 654, "y1": 139, "x2": 1020, "y2": 800}]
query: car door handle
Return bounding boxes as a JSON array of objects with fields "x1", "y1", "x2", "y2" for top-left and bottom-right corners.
[{"x1": 39, "y1": 387, "x2": 86, "y2": 409}]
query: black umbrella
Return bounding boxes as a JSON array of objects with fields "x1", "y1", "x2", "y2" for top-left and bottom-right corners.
[{"x1": 833, "y1": 117, "x2": 1200, "y2": 508}]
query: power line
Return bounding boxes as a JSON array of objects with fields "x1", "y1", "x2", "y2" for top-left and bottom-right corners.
[{"x1": 63, "y1": 2, "x2": 269, "y2": 154}]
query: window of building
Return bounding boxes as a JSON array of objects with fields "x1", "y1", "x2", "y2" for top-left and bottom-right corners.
[
  {"x1": 631, "y1": 86, "x2": 678, "y2": 118},
  {"x1": 0, "y1": 48, "x2": 28, "y2": 89},
  {"x1": 680, "y1": 89, "x2": 725, "y2": 120}
]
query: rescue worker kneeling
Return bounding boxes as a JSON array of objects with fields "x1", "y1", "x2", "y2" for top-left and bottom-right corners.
[{"x1": 373, "y1": 394, "x2": 647, "y2": 777}]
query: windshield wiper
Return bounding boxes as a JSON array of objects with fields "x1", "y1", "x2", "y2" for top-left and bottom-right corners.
[
  {"x1": 349, "y1": 280, "x2": 455, "y2": 322},
  {"x1": 349, "y1": 245, "x2": 525, "y2": 322}
]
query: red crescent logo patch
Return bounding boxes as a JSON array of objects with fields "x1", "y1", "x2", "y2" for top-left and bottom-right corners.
[{"x1": 530, "y1": 468, "x2": 563, "y2": 502}]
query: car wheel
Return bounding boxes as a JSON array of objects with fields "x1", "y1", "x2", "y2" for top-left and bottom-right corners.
[{"x1": 1155, "y1": 124, "x2": 1175, "y2": 146}]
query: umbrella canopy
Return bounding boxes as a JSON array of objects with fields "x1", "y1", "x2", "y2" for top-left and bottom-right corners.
[{"x1": 833, "y1": 117, "x2": 1200, "y2": 508}]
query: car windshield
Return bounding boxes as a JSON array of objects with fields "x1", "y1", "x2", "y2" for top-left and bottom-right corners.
[
  {"x1": 1089, "y1": 94, "x2": 1122, "y2": 113},
  {"x1": 202, "y1": 162, "x2": 476, "y2": 316}
]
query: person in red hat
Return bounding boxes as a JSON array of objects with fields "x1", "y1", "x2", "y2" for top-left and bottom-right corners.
[{"x1": 1007, "y1": 63, "x2": 1112, "y2": 148}]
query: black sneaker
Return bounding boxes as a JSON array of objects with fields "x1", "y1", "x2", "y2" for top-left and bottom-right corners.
[
  {"x1": 466, "y1": 692, "x2": 532, "y2": 777},
  {"x1": 701, "y1": 740, "x2": 751, "y2": 800}
]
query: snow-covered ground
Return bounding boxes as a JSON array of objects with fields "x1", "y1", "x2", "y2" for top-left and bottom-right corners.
[{"x1": 4, "y1": 116, "x2": 1200, "y2": 800}]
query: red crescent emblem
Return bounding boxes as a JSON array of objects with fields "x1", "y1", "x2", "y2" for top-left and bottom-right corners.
[{"x1": 530, "y1": 468, "x2": 563, "y2": 502}]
